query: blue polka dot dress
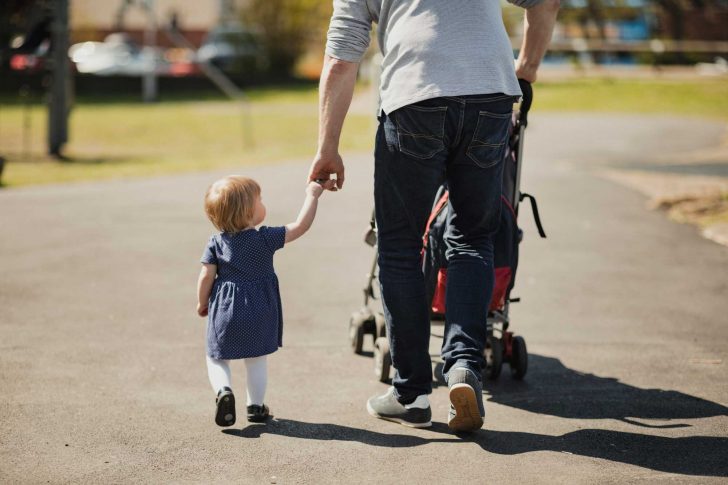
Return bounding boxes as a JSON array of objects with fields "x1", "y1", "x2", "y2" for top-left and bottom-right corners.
[{"x1": 201, "y1": 226, "x2": 286, "y2": 360}]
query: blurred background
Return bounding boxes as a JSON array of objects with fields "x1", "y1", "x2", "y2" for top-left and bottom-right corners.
[
  {"x1": 1, "y1": 4, "x2": 727, "y2": 481},
  {"x1": 0, "y1": 0, "x2": 726, "y2": 186}
]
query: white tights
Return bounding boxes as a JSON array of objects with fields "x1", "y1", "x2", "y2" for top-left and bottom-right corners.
[{"x1": 206, "y1": 355, "x2": 268, "y2": 406}]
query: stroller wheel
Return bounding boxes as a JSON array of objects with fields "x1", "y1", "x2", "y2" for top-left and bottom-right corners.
[
  {"x1": 510, "y1": 336, "x2": 528, "y2": 380},
  {"x1": 349, "y1": 313, "x2": 367, "y2": 355},
  {"x1": 373, "y1": 336, "x2": 392, "y2": 383},
  {"x1": 484, "y1": 336, "x2": 503, "y2": 381}
]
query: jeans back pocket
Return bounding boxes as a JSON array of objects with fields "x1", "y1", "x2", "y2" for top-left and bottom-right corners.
[
  {"x1": 393, "y1": 104, "x2": 447, "y2": 159},
  {"x1": 466, "y1": 110, "x2": 512, "y2": 168}
]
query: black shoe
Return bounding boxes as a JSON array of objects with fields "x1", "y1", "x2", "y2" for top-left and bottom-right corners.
[
  {"x1": 447, "y1": 367, "x2": 484, "y2": 432},
  {"x1": 366, "y1": 387, "x2": 432, "y2": 428},
  {"x1": 215, "y1": 387, "x2": 236, "y2": 427},
  {"x1": 247, "y1": 404, "x2": 270, "y2": 423}
]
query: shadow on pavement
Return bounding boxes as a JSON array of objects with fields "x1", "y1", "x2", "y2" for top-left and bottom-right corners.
[
  {"x1": 224, "y1": 419, "x2": 728, "y2": 477},
  {"x1": 223, "y1": 420, "x2": 457, "y2": 447},
  {"x1": 486, "y1": 354, "x2": 728, "y2": 427},
  {"x1": 242, "y1": 354, "x2": 728, "y2": 476},
  {"x1": 473, "y1": 429, "x2": 728, "y2": 477}
]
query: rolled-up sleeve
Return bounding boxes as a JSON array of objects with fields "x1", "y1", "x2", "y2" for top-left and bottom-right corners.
[
  {"x1": 506, "y1": 0, "x2": 545, "y2": 7},
  {"x1": 325, "y1": 0, "x2": 374, "y2": 63}
]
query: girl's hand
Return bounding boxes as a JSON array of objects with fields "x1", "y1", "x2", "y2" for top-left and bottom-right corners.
[
  {"x1": 197, "y1": 302, "x2": 208, "y2": 317},
  {"x1": 307, "y1": 180, "x2": 335, "y2": 198}
]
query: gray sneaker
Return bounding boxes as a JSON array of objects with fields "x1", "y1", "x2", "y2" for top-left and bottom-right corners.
[
  {"x1": 366, "y1": 387, "x2": 432, "y2": 428},
  {"x1": 447, "y1": 367, "x2": 485, "y2": 432}
]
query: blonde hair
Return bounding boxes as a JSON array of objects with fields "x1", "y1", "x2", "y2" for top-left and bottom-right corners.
[{"x1": 204, "y1": 176, "x2": 261, "y2": 233}]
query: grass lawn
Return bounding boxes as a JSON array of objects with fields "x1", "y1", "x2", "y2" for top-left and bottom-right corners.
[
  {"x1": 1, "y1": 77, "x2": 726, "y2": 187},
  {"x1": 534, "y1": 77, "x2": 728, "y2": 119},
  {"x1": 0, "y1": 85, "x2": 373, "y2": 187}
]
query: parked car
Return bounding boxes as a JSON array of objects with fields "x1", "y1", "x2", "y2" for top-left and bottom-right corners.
[
  {"x1": 196, "y1": 24, "x2": 266, "y2": 76},
  {"x1": 68, "y1": 33, "x2": 166, "y2": 76},
  {"x1": 9, "y1": 39, "x2": 48, "y2": 73}
]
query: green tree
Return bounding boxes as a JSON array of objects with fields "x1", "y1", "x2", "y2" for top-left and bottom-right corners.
[
  {"x1": 241, "y1": 0, "x2": 332, "y2": 77},
  {"x1": 652, "y1": 0, "x2": 710, "y2": 41}
]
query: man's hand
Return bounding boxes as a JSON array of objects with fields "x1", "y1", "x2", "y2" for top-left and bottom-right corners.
[
  {"x1": 197, "y1": 302, "x2": 208, "y2": 317},
  {"x1": 308, "y1": 150, "x2": 345, "y2": 191}
]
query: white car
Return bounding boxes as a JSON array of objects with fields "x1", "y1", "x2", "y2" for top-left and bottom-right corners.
[{"x1": 69, "y1": 33, "x2": 165, "y2": 76}]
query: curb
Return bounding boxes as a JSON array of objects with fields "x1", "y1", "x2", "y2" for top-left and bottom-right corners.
[{"x1": 702, "y1": 223, "x2": 728, "y2": 248}]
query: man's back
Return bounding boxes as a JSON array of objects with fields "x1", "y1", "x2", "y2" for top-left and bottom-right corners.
[{"x1": 327, "y1": 0, "x2": 529, "y2": 113}]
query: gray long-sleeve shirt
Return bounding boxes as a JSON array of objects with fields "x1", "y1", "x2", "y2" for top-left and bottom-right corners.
[{"x1": 325, "y1": 0, "x2": 542, "y2": 114}]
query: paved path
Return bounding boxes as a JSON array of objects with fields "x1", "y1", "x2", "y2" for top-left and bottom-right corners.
[{"x1": 1, "y1": 114, "x2": 727, "y2": 483}]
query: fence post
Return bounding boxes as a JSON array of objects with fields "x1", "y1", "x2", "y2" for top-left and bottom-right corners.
[
  {"x1": 48, "y1": 0, "x2": 70, "y2": 157},
  {"x1": 142, "y1": 0, "x2": 158, "y2": 102}
]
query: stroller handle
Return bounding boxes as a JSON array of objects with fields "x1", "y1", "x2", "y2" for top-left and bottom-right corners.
[{"x1": 517, "y1": 79, "x2": 533, "y2": 127}]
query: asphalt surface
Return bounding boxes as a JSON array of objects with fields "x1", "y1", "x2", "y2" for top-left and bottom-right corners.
[{"x1": 1, "y1": 113, "x2": 727, "y2": 483}]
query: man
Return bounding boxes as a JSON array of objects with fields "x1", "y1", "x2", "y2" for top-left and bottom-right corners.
[{"x1": 309, "y1": 0, "x2": 560, "y2": 432}]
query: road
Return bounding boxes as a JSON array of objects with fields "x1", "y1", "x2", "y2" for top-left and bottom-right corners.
[{"x1": 1, "y1": 113, "x2": 727, "y2": 483}]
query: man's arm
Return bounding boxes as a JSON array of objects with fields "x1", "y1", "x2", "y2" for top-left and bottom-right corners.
[
  {"x1": 308, "y1": 55, "x2": 359, "y2": 190},
  {"x1": 309, "y1": 0, "x2": 374, "y2": 190},
  {"x1": 514, "y1": 0, "x2": 561, "y2": 83}
]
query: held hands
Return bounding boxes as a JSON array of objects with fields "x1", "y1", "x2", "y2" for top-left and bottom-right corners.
[
  {"x1": 307, "y1": 179, "x2": 337, "y2": 198},
  {"x1": 308, "y1": 149, "x2": 345, "y2": 191}
]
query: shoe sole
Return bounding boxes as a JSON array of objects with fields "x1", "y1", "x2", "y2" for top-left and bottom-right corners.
[
  {"x1": 448, "y1": 383, "x2": 483, "y2": 432},
  {"x1": 215, "y1": 392, "x2": 236, "y2": 427},
  {"x1": 366, "y1": 400, "x2": 432, "y2": 428}
]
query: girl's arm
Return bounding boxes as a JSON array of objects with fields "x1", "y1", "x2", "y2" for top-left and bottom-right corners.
[
  {"x1": 285, "y1": 180, "x2": 335, "y2": 244},
  {"x1": 197, "y1": 263, "x2": 217, "y2": 317}
]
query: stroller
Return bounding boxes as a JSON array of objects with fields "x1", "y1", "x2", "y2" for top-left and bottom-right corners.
[{"x1": 348, "y1": 80, "x2": 547, "y2": 383}]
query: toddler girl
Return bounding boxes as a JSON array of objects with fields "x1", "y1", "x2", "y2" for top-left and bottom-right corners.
[{"x1": 197, "y1": 175, "x2": 333, "y2": 426}]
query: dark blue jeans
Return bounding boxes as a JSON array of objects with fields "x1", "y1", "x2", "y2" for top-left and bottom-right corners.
[{"x1": 374, "y1": 94, "x2": 516, "y2": 403}]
